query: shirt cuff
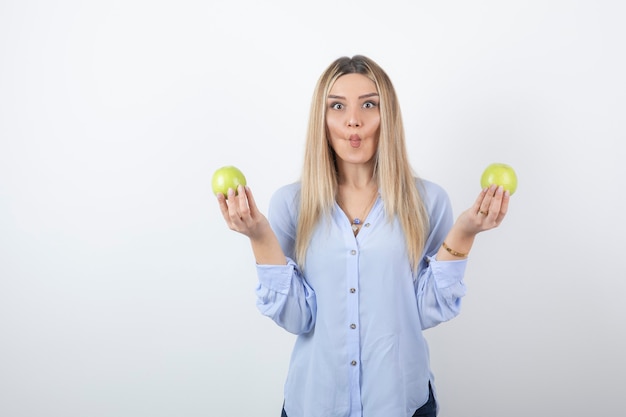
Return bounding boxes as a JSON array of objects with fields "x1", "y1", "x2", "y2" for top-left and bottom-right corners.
[
  {"x1": 427, "y1": 256, "x2": 468, "y2": 288},
  {"x1": 256, "y1": 260, "x2": 296, "y2": 295}
]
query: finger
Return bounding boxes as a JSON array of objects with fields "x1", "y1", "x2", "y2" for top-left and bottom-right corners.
[
  {"x1": 243, "y1": 185, "x2": 259, "y2": 216},
  {"x1": 471, "y1": 187, "x2": 488, "y2": 213},
  {"x1": 216, "y1": 192, "x2": 232, "y2": 223},
  {"x1": 486, "y1": 184, "x2": 503, "y2": 213},
  {"x1": 217, "y1": 190, "x2": 244, "y2": 231},
  {"x1": 494, "y1": 189, "x2": 510, "y2": 224},
  {"x1": 227, "y1": 187, "x2": 247, "y2": 219},
  {"x1": 478, "y1": 184, "x2": 497, "y2": 217},
  {"x1": 485, "y1": 186, "x2": 512, "y2": 227},
  {"x1": 235, "y1": 185, "x2": 251, "y2": 219}
]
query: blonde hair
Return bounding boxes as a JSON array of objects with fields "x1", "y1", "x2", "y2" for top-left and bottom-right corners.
[{"x1": 296, "y1": 55, "x2": 429, "y2": 272}]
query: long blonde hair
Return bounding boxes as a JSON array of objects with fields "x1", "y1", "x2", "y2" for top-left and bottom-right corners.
[{"x1": 296, "y1": 55, "x2": 429, "y2": 272}]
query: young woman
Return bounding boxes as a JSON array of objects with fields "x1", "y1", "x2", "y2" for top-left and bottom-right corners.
[{"x1": 217, "y1": 55, "x2": 510, "y2": 417}]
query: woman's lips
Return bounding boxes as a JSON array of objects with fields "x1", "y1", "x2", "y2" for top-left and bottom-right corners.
[{"x1": 349, "y1": 134, "x2": 362, "y2": 148}]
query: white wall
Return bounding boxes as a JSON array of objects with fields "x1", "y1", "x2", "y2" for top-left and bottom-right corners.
[{"x1": 1, "y1": 1, "x2": 624, "y2": 416}]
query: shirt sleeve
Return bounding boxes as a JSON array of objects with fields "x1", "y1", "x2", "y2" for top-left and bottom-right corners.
[
  {"x1": 414, "y1": 180, "x2": 468, "y2": 330},
  {"x1": 255, "y1": 259, "x2": 317, "y2": 335},
  {"x1": 254, "y1": 183, "x2": 317, "y2": 335}
]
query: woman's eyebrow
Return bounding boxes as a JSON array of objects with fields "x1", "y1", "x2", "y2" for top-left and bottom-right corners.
[
  {"x1": 327, "y1": 92, "x2": 380, "y2": 100},
  {"x1": 359, "y1": 92, "x2": 379, "y2": 99}
]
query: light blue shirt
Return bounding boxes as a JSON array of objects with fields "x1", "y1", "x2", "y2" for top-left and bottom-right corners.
[{"x1": 255, "y1": 179, "x2": 468, "y2": 417}]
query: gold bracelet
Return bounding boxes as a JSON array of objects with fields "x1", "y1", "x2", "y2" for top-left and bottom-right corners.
[{"x1": 442, "y1": 242, "x2": 468, "y2": 258}]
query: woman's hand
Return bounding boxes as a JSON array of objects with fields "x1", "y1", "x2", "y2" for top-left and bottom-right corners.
[
  {"x1": 437, "y1": 184, "x2": 511, "y2": 261},
  {"x1": 216, "y1": 185, "x2": 287, "y2": 265},
  {"x1": 217, "y1": 185, "x2": 271, "y2": 240},
  {"x1": 456, "y1": 184, "x2": 510, "y2": 236}
]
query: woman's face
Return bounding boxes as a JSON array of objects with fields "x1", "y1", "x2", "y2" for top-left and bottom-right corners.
[{"x1": 326, "y1": 73, "x2": 380, "y2": 167}]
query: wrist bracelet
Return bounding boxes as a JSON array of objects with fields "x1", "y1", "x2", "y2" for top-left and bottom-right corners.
[{"x1": 442, "y1": 241, "x2": 468, "y2": 258}]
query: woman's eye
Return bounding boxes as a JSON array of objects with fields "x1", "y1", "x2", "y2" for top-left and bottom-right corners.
[
  {"x1": 363, "y1": 101, "x2": 378, "y2": 109},
  {"x1": 330, "y1": 103, "x2": 344, "y2": 110}
]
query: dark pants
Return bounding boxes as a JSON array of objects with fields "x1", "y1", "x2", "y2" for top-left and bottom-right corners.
[
  {"x1": 411, "y1": 383, "x2": 437, "y2": 417},
  {"x1": 281, "y1": 383, "x2": 437, "y2": 417}
]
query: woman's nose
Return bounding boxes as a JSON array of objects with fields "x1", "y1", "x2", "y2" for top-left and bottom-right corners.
[{"x1": 347, "y1": 113, "x2": 361, "y2": 127}]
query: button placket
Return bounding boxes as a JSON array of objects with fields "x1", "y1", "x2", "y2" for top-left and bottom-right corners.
[{"x1": 346, "y1": 246, "x2": 361, "y2": 387}]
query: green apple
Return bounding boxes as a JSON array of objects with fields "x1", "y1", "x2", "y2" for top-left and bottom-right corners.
[
  {"x1": 480, "y1": 163, "x2": 518, "y2": 195},
  {"x1": 212, "y1": 165, "x2": 247, "y2": 198}
]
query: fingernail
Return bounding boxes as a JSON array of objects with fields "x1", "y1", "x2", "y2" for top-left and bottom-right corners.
[
  {"x1": 504, "y1": 190, "x2": 510, "y2": 197},
  {"x1": 228, "y1": 188, "x2": 234, "y2": 196}
]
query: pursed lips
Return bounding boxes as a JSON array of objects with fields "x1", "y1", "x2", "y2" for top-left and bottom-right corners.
[{"x1": 349, "y1": 134, "x2": 362, "y2": 148}]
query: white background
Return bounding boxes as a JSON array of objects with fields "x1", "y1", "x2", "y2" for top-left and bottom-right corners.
[{"x1": 1, "y1": 1, "x2": 625, "y2": 416}]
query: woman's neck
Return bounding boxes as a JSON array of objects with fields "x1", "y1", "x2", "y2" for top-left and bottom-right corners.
[{"x1": 336, "y1": 162, "x2": 376, "y2": 190}]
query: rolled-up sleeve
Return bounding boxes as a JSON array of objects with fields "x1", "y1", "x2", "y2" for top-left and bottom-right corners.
[
  {"x1": 256, "y1": 258, "x2": 317, "y2": 335},
  {"x1": 416, "y1": 256, "x2": 468, "y2": 330}
]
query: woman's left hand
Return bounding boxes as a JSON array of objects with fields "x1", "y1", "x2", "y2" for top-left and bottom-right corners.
[
  {"x1": 457, "y1": 184, "x2": 511, "y2": 236},
  {"x1": 437, "y1": 184, "x2": 511, "y2": 261}
]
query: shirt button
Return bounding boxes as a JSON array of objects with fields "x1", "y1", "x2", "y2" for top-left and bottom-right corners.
[
  {"x1": 350, "y1": 288, "x2": 356, "y2": 293},
  {"x1": 364, "y1": 223, "x2": 371, "y2": 227},
  {"x1": 350, "y1": 250, "x2": 357, "y2": 255},
  {"x1": 351, "y1": 360, "x2": 357, "y2": 366},
  {"x1": 350, "y1": 323, "x2": 356, "y2": 329}
]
